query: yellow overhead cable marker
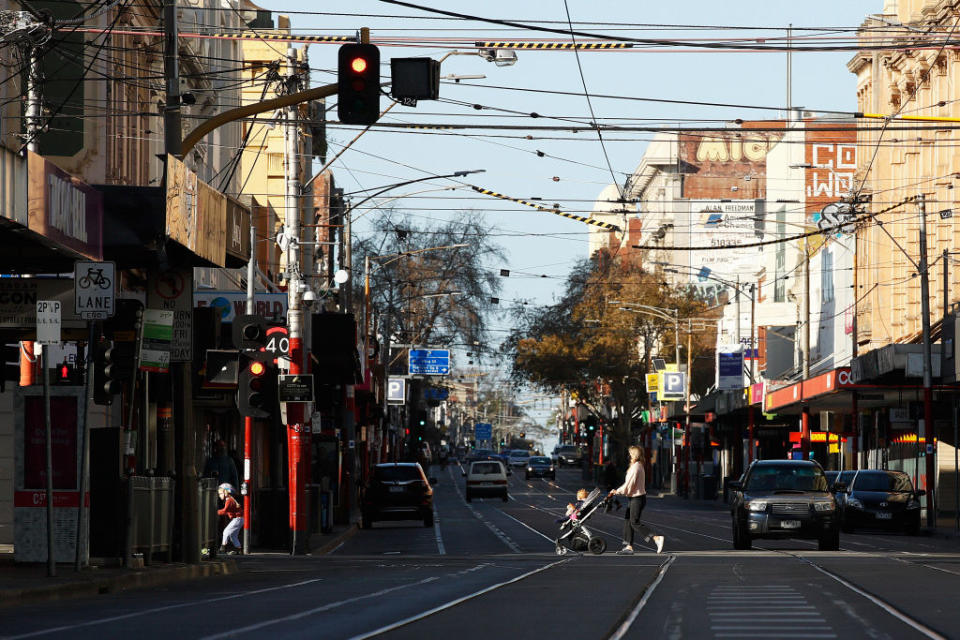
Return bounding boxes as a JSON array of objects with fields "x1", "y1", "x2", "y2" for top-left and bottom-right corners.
[
  {"x1": 858, "y1": 112, "x2": 960, "y2": 123},
  {"x1": 76, "y1": 27, "x2": 353, "y2": 44},
  {"x1": 474, "y1": 41, "x2": 632, "y2": 49},
  {"x1": 470, "y1": 186, "x2": 622, "y2": 233}
]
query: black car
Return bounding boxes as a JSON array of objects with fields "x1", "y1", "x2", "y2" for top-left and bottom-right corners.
[
  {"x1": 362, "y1": 463, "x2": 436, "y2": 529},
  {"x1": 729, "y1": 459, "x2": 840, "y2": 551},
  {"x1": 525, "y1": 456, "x2": 556, "y2": 480},
  {"x1": 839, "y1": 469, "x2": 922, "y2": 535}
]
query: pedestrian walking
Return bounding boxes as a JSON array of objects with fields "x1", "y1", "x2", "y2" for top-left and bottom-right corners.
[
  {"x1": 217, "y1": 483, "x2": 243, "y2": 555},
  {"x1": 609, "y1": 445, "x2": 664, "y2": 554}
]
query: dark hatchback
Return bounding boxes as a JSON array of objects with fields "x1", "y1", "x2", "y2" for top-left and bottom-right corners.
[
  {"x1": 839, "y1": 469, "x2": 922, "y2": 535},
  {"x1": 362, "y1": 463, "x2": 436, "y2": 529},
  {"x1": 525, "y1": 456, "x2": 556, "y2": 480},
  {"x1": 729, "y1": 460, "x2": 840, "y2": 550}
]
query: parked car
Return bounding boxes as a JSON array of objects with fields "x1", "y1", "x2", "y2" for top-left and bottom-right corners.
[
  {"x1": 838, "y1": 469, "x2": 922, "y2": 535},
  {"x1": 464, "y1": 460, "x2": 509, "y2": 502},
  {"x1": 508, "y1": 449, "x2": 532, "y2": 467},
  {"x1": 555, "y1": 445, "x2": 583, "y2": 467},
  {"x1": 525, "y1": 456, "x2": 556, "y2": 480},
  {"x1": 728, "y1": 459, "x2": 840, "y2": 551},
  {"x1": 362, "y1": 462, "x2": 436, "y2": 529}
]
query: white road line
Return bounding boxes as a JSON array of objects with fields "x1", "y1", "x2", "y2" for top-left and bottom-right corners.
[
  {"x1": 347, "y1": 559, "x2": 570, "y2": 640},
  {"x1": 801, "y1": 560, "x2": 948, "y2": 640},
  {"x1": 198, "y1": 576, "x2": 441, "y2": 640},
  {"x1": 447, "y1": 466, "x2": 522, "y2": 553},
  {"x1": 499, "y1": 509, "x2": 557, "y2": 544},
  {"x1": 608, "y1": 555, "x2": 676, "y2": 640},
  {"x1": 920, "y1": 563, "x2": 960, "y2": 576},
  {"x1": 328, "y1": 542, "x2": 345, "y2": 555},
  {"x1": 3, "y1": 579, "x2": 324, "y2": 639},
  {"x1": 714, "y1": 635, "x2": 836, "y2": 639},
  {"x1": 433, "y1": 505, "x2": 446, "y2": 555}
]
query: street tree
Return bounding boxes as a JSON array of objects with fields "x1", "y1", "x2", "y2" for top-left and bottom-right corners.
[
  {"x1": 353, "y1": 209, "x2": 504, "y2": 365},
  {"x1": 503, "y1": 249, "x2": 716, "y2": 466}
]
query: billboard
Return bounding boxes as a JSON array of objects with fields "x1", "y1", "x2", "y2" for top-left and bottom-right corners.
[
  {"x1": 686, "y1": 199, "x2": 766, "y2": 302},
  {"x1": 716, "y1": 344, "x2": 745, "y2": 390},
  {"x1": 678, "y1": 125, "x2": 782, "y2": 200}
]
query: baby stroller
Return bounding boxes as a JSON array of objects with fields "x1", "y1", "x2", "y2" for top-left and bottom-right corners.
[{"x1": 555, "y1": 488, "x2": 615, "y2": 555}]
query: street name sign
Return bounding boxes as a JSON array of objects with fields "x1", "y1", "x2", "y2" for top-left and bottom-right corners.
[
  {"x1": 74, "y1": 261, "x2": 115, "y2": 320},
  {"x1": 408, "y1": 348, "x2": 450, "y2": 375},
  {"x1": 36, "y1": 300, "x2": 61, "y2": 345}
]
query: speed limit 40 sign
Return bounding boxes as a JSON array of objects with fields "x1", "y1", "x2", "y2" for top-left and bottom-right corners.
[{"x1": 264, "y1": 325, "x2": 289, "y2": 361}]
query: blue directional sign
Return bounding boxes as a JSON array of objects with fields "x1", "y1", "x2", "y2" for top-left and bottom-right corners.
[
  {"x1": 408, "y1": 349, "x2": 451, "y2": 375},
  {"x1": 424, "y1": 386, "x2": 449, "y2": 401},
  {"x1": 474, "y1": 422, "x2": 493, "y2": 441}
]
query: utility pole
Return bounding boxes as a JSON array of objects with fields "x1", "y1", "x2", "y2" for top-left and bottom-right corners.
[
  {"x1": 163, "y1": 0, "x2": 182, "y2": 157},
  {"x1": 801, "y1": 239, "x2": 811, "y2": 460},
  {"x1": 918, "y1": 194, "x2": 936, "y2": 528},
  {"x1": 242, "y1": 222, "x2": 255, "y2": 556},
  {"x1": 284, "y1": 45, "x2": 308, "y2": 554},
  {"x1": 748, "y1": 283, "x2": 756, "y2": 463}
]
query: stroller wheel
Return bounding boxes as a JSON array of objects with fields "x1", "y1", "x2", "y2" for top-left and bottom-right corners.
[
  {"x1": 588, "y1": 537, "x2": 607, "y2": 555},
  {"x1": 555, "y1": 542, "x2": 566, "y2": 556}
]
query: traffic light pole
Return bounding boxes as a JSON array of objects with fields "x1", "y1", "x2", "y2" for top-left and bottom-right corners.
[
  {"x1": 284, "y1": 46, "x2": 308, "y2": 555},
  {"x1": 243, "y1": 222, "x2": 255, "y2": 556}
]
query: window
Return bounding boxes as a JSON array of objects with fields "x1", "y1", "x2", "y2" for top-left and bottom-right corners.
[
  {"x1": 375, "y1": 466, "x2": 421, "y2": 481},
  {"x1": 821, "y1": 250, "x2": 834, "y2": 303}
]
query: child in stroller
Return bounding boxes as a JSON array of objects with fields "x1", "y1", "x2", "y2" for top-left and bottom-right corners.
[{"x1": 554, "y1": 487, "x2": 616, "y2": 555}]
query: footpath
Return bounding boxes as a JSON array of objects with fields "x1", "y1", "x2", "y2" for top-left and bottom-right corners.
[{"x1": 0, "y1": 522, "x2": 358, "y2": 608}]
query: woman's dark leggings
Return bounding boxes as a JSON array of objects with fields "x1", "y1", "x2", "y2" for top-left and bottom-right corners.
[{"x1": 623, "y1": 495, "x2": 654, "y2": 546}]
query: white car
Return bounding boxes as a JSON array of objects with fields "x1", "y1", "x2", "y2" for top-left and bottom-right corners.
[
  {"x1": 508, "y1": 449, "x2": 531, "y2": 467},
  {"x1": 464, "y1": 460, "x2": 509, "y2": 502}
]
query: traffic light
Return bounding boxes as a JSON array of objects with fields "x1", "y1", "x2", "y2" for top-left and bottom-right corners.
[
  {"x1": 55, "y1": 361, "x2": 80, "y2": 385},
  {"x1": 338, "y1": 43, "x2": 380, "y2": 125},
  {"x1": 232, "y1": 314, "x2": 267, "y2": 351},
  {"x1": 237, "y1": 353, "x2": 275, "y2": 419},
  {"x1": 92, "y1": 342, "x2": 112, "y2": 405},
  {"x1": 519, "y1": 432, "x2": 525, "y2": 440}
]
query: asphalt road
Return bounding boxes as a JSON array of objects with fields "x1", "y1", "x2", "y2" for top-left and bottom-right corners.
[{"x1": 3, "y1": 463, "x2": 960, "y2": 640}]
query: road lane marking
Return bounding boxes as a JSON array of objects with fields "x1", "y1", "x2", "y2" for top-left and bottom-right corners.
[
  {"x1": 608, "y1": 555, "x2": 676, "y2": 640},
  {"x1": 198, "y1": 576, "x2": 441, "y2": 640},
  {"x1": 498, "y1": 509, "x2": 557, "y2": 544},
  {"x1": 797, "y1": 558, "x2": 948, "y2": 640},
  {"x1": 447, "y1": 466, "x2": 521, "y2": 553},
  {"x1": 433, "y1": 505, "x2": 446, "y2": 555},
  {"x1": 347, "y1": 558, "x2": 570, "y2": 640},
  {"x1": 3, "y1": 579, "x2": 324, "y2": 639}
]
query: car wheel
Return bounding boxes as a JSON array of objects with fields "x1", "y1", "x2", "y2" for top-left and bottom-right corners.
[
  {"x1": 732, "y1": 520, "x2": 751, "y2": 550},
  {"x1": 423, "y1": 512, "x2": 434, "y2": 528},
  {"x1": 502, "y1": 492, "x2": 509, "y2": 502},
  {"x1": 525, "y1": 474, "x2": 530, "y2": 480},
  {"x1": 818, "y1": 529, "x2": 840, "y2": 551},
  {"x1": 588, "y1": 537, "x2": 607, "y2": 555},
  {"x1": 550, "y1": 474, "x2": 556, "y2": 480}
]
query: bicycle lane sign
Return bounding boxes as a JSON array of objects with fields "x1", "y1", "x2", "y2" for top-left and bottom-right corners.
[{"x1": 74, "y1": 261, "x2": 116, "y2": 320}]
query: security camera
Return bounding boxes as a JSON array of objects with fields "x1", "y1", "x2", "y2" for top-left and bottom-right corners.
[{"x1": 302, "y1": 289, "x2": 316, "y2": 307}]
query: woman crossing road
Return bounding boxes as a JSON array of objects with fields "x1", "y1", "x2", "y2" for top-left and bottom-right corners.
[{"x1": 609, "y1": 445, "x2": 665, "y2": 554}]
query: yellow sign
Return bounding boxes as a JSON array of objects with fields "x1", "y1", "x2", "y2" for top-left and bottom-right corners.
[{"x1": 645, "y1": 373, "x2": 659, "y2": 393}]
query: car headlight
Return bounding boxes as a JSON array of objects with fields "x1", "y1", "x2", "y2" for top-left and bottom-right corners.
[
  {"x1": 813, "y1": 501, "x2": 836, "y2": 512},
  {"x1": 549, "y1": 466, "x2": 554, "y2": 471},
  {"x1": 527, "y1": 467, "x2": 533, "y2": 471},
  {"x1": 846, "y1": 498, "x2": 863, "y2": 510},
  {"x1": 747, "y1": 501, "x2": 767, "y2": 512}
]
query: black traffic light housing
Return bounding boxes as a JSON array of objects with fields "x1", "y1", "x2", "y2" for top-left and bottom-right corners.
[
  {"x1": 237, "y1": 352, "x2": 276, "y2": 419},
  {"x1": 390, "y1": 57, "x2": 440, "y2": 102},
  {"x1": 232, "y1": 314, "x2": 267, "y2": 351},
  {"x1": 338, "y1": 43, "x2": 380, "y2": 125},
  {"x1": 92, "y1": 341, "x2": 112, "y2": 405}
]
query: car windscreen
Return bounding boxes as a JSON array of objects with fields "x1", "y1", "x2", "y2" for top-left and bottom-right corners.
[
  {"x1": 511, "y1": 450, "x2": 530, "y2": 457},
  {"x1": 853, "y1": 471, "x2": 913, "y2": 492},
  {"x1": 471, "y1": 462, "x2": 502, "y2": 475},
  {"x1": 557, "y1": 446, "x2": 578, "y2": 453},
  {"x1": 529, "y1": 457, "x2": 550, "y2": 464},
  {"x1": 745, "y1": 465, "x2": 828, "y2": 492},
  {"x1": 472, "y1": 449, "x2": 495, "y2": 457},
  {"x1": 375, "y1": 466, "x2": 421, "y2": 482}
]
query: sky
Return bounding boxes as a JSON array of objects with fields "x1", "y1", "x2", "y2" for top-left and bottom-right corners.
[{"x1": 251, "y1": 0, "x2": 882, "y2": 443}]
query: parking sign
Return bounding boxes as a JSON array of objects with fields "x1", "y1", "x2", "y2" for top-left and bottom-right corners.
[
  {"x1": 659, "y1": 371, "x2": 685, "y2": 400},
  {"x1": 387, "y1": 377, "x2": 406, "y2": 404}
]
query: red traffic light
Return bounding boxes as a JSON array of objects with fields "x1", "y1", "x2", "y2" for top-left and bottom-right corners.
[
  {"x1": 350, "y1": 57, "x2": 368, "y2": 73},
  {"x1": 249, "y1": 360, "x2": 266, "y2": 376}
]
